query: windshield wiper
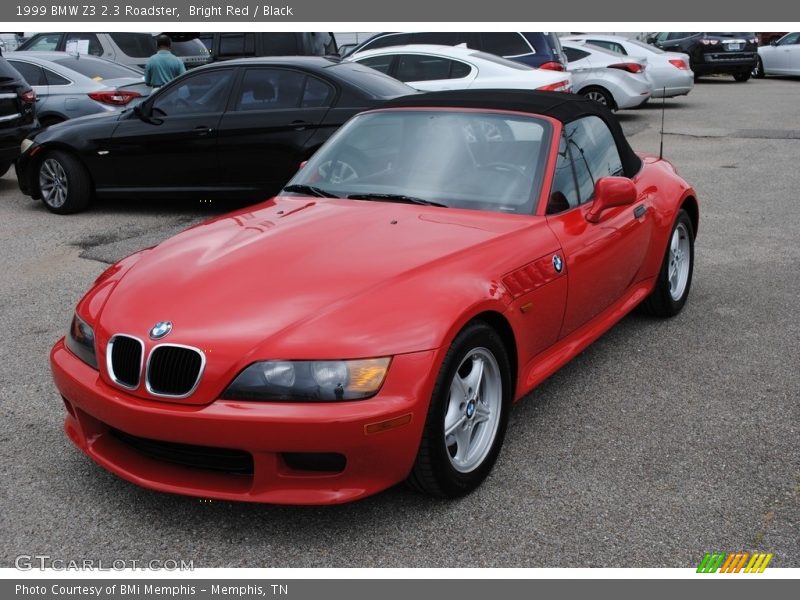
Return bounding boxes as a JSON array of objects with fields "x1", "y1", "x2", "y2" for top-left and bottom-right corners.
[
  {"x1": 347, "y1": 193, "x2": 447, "y2": 208},
  {"x1": 282, "y1": 184, "x2": 340, "y2": 198}
]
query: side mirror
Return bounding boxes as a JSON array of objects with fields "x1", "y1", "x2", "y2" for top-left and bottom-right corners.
[
  {"x1": 133, "y1": 102, "x2": 161, "y2": 125},
  {"x1": 585, "y1": 176, "x2": 637, "y2": 223},
  {"x1": 770, "y1": 40, "x2": 778, "y2": 46}
]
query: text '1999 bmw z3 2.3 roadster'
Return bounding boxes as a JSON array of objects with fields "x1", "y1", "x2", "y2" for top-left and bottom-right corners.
[{"x1": 51, "y1": 90, "x2": 698, "y2": 504}]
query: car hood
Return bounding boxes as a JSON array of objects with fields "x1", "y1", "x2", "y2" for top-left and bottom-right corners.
[{"x1": 96, "y1": 196, "x2": 535, "y2": 362}]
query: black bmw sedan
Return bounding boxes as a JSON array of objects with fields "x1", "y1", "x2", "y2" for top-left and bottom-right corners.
[{"x1": 16, "y1": 57, "x2": 417, "y2": 214}]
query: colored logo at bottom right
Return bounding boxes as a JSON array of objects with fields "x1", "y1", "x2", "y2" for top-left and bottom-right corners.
[{"x1": 697, "y1": 552, "x2": 774, "y2": 573}]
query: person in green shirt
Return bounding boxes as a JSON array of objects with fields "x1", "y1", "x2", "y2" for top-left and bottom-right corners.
[{"x1": 144, "y1": 35, "x2": 186, "y2": 88}]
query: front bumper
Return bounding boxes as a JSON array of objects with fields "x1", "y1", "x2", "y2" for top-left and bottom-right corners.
[
  {"x1": 15, "y1": 148, "x2": 37, "y2": 196},
  {"x1": 51, "y1": 339, "x2": 438, "y2": 504}
]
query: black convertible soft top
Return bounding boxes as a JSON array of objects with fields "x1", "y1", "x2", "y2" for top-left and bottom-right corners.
[{"x1": 382, "y1": 90, "x2": 642, "y2": 178}]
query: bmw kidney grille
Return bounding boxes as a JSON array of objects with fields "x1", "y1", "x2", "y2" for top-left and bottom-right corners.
[
  {"x1": 146, "y1": 345, "x2": 204, "y2": 397},
  {"x1": 107, "y1": 336, "x2": 204, "y2": 397},
  {"x1": 107, "y1": 335, "x2": 144, "y2": 389}
]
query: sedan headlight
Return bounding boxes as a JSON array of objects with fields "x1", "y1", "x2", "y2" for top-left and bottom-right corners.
[
  {"x1": 65, "y1": 314, "x2": 98, "y2": 369},
  {"x1": 223, "y1": 358, "x2": 391, "y2": 402}
]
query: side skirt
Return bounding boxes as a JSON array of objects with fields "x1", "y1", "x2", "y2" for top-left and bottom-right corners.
[{"x1": 516, "y1": 277, "x2": 656, "y2": 400}]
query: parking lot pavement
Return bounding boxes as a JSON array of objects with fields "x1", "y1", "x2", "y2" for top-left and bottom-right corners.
[{"x1": 0, "y1": 76, "x2": 797, "y2": 568}]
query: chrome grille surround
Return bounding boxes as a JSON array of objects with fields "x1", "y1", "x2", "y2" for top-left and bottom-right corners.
[{"x1": 106, "y1": 334, "x2": 145, "y2": 390}]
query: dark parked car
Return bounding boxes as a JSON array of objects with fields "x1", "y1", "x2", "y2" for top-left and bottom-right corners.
[
  {"x1": 206, "y1": 32, "x2": 338, "y2": 62},
  {"x1": 349, "y1": 32, "x2": 567, "y2": 70},
  {"x1": 15, "y1": 57, "x2": 417, "y2": 213},
  {"x1": 0, "y1": 56, "x2": 36, "y2": 177},
  {"x1": 651, "y1": 32, "x2": 758, "y2": 81}
]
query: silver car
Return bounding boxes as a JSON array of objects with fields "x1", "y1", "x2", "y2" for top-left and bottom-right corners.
[
  {"x1": 16, "y1": 32, "x2": 210, "y2": 71},
  {"x1": 4, "y1": 52, "x2": 149, "y2": 126},
  {"x1": 563, "y1": 34, "x2": 694, "y2": 98},
  {"x1": 560, "y1": 40, "x2": 654, "y2": 110},
  {"x1": 755, "y1": 32, "x2": 800, "y2": 77}
]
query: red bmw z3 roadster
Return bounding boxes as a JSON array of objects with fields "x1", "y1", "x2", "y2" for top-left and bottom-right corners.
[{"x1": 51, "y1": 90, "x2": 698, "y2": 504}]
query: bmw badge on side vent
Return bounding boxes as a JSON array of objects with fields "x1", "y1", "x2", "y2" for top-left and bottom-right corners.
[
  {"x1": 149, "y1": 321, "x2": 173, "y2": 340},
  {"x1": 553, "y1": 254, "x2": 564, "y2": 273}
]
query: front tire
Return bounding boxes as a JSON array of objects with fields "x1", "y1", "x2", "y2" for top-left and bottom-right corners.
[
  {"x1": 639, "y1": 209, "x2": 695, "y2": 317},
  {"x1": 37, "y1": 151, "x2": 92, "y2": 214},
  {"x1": 408, "y1": 321, "x2": 512, "y2": 498}
]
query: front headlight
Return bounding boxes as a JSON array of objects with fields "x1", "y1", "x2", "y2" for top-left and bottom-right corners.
[
  {"x1": 65, "y1": 314, "x2": 98, "y2": 369},
  {"x1": 20, "y1": 138, "x2": 35, "y2": 154},
  {"x1": 223, "y1": 358, "x2": 391, "y2": 402}
]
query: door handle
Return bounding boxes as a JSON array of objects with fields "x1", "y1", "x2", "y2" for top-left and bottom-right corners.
[
  {"x1": 633, "y1": 204, "x2": 647, "y2": 219},
  {"x1": 194, "y1": 126, "x2": 213, "y2": 135},
  {"x1": 291, "y1": 120, "x2": 312, "y2": 131}
]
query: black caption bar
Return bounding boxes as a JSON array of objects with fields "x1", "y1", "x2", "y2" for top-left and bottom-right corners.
[
  {"x1": 4, "y1": 580, "x2": 796, "y2": 600},
  {"x1": 0, "y1": 0, "x2": 792, "y2": 21}
]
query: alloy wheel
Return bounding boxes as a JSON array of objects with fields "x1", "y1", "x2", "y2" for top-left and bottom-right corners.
[
  {"x1": 668, "y1": 222, "x2": 691, "y2": 301},
  {"x1": 39, "y1": 158, "x2": 69, "y2": 209},
  {"x1": 444, "y1": 347, "x2": 503, "y2": 473}
]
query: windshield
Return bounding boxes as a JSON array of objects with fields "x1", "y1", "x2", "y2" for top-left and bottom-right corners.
[
  {"x1": 328, "y1": 62, "x2": 416, "y2": 98},
  {"x1": 471, "y1": 51, "x2": 534, "y2": 70},
  {"x1": 53, "y1": 57, "x2": 143, "y2": 80},
  {"x1": 172, "y1": 39, "x2": 210, "y2": 57},
  {"x1": 628, "y1": 39, "x2": 664, "y2": 54},
  {"x1": 286, "y1": 110, "x2": 552, "y2": 215}
]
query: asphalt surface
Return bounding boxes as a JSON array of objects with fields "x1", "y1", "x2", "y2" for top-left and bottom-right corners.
[{"x1": 0, "y1": 76, "x2": 797, "y2": 568}]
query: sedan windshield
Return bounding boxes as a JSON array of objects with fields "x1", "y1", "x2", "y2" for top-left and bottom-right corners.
[
  {"x1": 54, "y1": 57, "x2": 143, "y2": 80},
  {"x1": 285, "y1": 110, "x2": 552, "y2": 215}
]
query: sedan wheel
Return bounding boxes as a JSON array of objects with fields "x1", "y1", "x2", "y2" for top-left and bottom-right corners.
[
  {"x1": 581, "y1": 86, "x2": 614, "y2": 109},
  {"x1": 39, "y1": 158, "x2": 69, "y2": 209},
  {"x1": 408, "y1": 321, "x2": 512, "y2": 498},
  {"x1": 318, "y1": 159, "x2": 359, "y2": 184},
  {"x1": 316, "y1": 150, "x2": 369, "y2": 185},
  {"x1": 37, "y1": 151, "x2": 91, "y2": 214}
]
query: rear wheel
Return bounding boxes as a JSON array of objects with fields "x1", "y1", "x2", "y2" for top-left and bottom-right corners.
[
  {"x1": 407, "y1": 321, "x2": 512, "y2": 498},
  {"x1": 639, "y1": 209, "x2": 695, "y2": 317},
  {"x1": 581, "y1": 86, "x2": 614, "y2": 109},
  {"x1": 733, "y1": 71, "x2": 751, "y2": 82},
  {"x1": 37, "y1": 151, "x2": 92, "y2": 214}
]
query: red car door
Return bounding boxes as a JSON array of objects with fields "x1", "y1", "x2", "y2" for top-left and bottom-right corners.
[{"x1": 545, "y1": 116, "x2": 653, "y2": 338}]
